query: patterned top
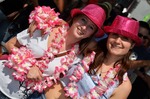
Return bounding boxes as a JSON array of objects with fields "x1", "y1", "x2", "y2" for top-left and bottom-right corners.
[{"x1": 60, "y1": 62, "x2": 127, "y2": 99}]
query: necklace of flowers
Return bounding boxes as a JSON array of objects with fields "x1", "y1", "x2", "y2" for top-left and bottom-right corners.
[
  {"x1": 5, "y1": 25, "x2": 73, "y2": 92},
  {"x1": 64, "y1": 64, "x2": 120, "y2": 98},
  {"x1": 29, "y1": 6, "x2": 64, "y2": 34},
  {"x1": 4, "y1": 6, "x2": 80, "y2": 92}
]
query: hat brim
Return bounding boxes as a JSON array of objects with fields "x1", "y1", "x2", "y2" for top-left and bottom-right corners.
[
  {"x1": 71, "y1": 8, "x2": 104, "y2": 37},
  {"x1": 104, "y1": 26, "x2": 142, "y2": 46}
]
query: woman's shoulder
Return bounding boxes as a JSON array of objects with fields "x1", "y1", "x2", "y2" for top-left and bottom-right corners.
[
  {"x1": 111, "y1": 76, "x2": 132, "y2": 99},
  {"x1": 119, "y1": 76, "x2": 132, "y2": 91}
]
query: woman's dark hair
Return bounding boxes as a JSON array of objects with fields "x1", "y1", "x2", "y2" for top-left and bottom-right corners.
[
  {"x1": 59, "y1": 0, "x2": 89, "y2": 21},
  {"x1": 139, "y1": 21, "x2": 150, "y2": 35},
  {"x1": 88, "y1": 37, "x2": 132, "y2": 84},
  {"x1": 79, "y1": 35, "x2": 97, "y2": 55}
]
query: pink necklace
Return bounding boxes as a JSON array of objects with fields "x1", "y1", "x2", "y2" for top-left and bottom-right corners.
[
  {"x1": 5, "y1": 6, "x2": 80, "y2": 92},
  {"x1": 64, "y1": 65, "x2": 120, "y2": 98},
  {"x1": 5, "y1": 24, "x2": 81, "y2": 92}
]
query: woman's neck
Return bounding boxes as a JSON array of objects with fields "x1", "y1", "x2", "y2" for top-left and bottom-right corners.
[
  {"x1": 64, "y1": 33, "x2": 80, "y2": 50},
  {"x1": 104, "y1": 53, "x2": 123, "y2": 67}
]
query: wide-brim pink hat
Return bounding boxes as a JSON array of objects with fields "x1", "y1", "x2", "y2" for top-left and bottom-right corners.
[
  {"x1": 71, "y1": 4, "x2": 106, "y2": 37},
  {"x1": 104, "y1": 15, "x2": 142, "y2": 46}
]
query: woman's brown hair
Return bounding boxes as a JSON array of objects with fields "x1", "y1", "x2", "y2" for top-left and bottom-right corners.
[{"x1": 88, "y1": 38, "x2": 132, "y2": 84}]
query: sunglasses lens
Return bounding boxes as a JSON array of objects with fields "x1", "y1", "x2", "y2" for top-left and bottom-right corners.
[
  {"x1": 143, "y1": 36, "x2": 148, "y2": 39},
  {"x1": 138, "y1": 33, "x2": 148, "y2": 39},
  {"x1": 138, "y1": 33, "x2": 142, "y2": 37}
]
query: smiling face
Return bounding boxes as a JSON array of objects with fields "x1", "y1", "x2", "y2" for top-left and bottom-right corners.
[
  {"x1": 68, "y1": 14, "x2": 98, "y2": 40},
  {"x1": 107, "y1": 33, "x2": 134, "y2": 57}
]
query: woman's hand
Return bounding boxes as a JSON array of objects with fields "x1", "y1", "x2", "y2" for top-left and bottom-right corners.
[
  {"x1": 27, "y1": 21, "x2": 37, "y2": 37},
  {"x1": 27, "y1": 21, "x2": 46, "y2": 37},
  {"x1": 27, "y1": 19, "x2": 67, "y2": 37},
  {"x1": 27, "y1": 66, "x2": 42, "y2": 81}
]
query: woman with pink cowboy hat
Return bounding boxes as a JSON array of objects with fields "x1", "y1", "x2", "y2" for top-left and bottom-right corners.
[
  {"x1": 56, "y1": 15, "x2": 142, "y2": 99},
  {"x1": 89, "y1": 15, "x2": 141, "y2": 98},
  {"x1": 0, "y1": 4, "x2": 107, "y2": 99}
]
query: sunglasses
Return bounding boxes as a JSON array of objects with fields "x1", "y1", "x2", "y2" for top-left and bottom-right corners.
[{"x1": 138, "y1": 33, "x2": 149, "y2": 39}]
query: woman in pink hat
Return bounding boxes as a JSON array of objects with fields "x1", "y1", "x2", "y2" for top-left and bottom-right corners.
[
  {"x1": 0, "y1": 4, "x2": 107, "y2": 99},
  {"x1": 92, "y1": 15, "x2": 141, "y2": 98},
  {"x1": 55, "y1": 15, "x2": 142, "y2": 99}
]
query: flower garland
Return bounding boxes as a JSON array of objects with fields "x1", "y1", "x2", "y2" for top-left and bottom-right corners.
[
  {"x1": 5, "y1": 24, "x2": 71, "y2": 92},
  {"x1": 64, "y1": 64, "x2": 120, "y2": 98},
  {"x1": 4, "y1": 6, "x2": 98, "y2": 93},
  {"x1": 4, "y1": 6, "x2": 72, "y2": 92},
  {"x1": 5, "y1": 32, "x2": 96, "y2": 93},
  {"x1": 29, "y1": 6, "x2": 65, "y2": 34}
]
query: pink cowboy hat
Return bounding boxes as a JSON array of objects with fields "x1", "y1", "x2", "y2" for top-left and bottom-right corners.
[
  {"x1": 104, "y1": 15, "x2": 142, "y2": 46},
  {"x1": 71, "y1": 4, "x2": 106, "y2": 37}
]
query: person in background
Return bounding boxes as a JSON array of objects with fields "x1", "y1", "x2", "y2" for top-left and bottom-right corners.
[
  {"x1": 59, "y1": 0, "x2": 90, "y2": 21},
  {"x1": 0, "y1": 0, "x2": 30, "y2": 43},
  {"x1": 29, "y1": 0, "x2": 60, "y2": 12},
  {"x1": 104, "y1": 3, "x2": 124, "y2": 25},
  {"x1": 128, "y1": 21, "x2": 150, "y2": 99},
  {"x1": 0, "y1": 4, "x2": 106, "y2": 99}
]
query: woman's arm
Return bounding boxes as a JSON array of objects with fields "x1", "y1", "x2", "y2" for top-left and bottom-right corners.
[
  {"x1": 134, "y1": 69, "x2": 150, "y2": 88},
  {"x1": 5, "y1": 36, "x2": 21, "y2": 53},
  {"x1": 130, "y1": 60, "x2": 150, "y2": 69},
  {"x1": 110, "y1": 77, "x2": 132, "y2": 99},
  {"x1": 54, "y1": 0, "x2": 65, "y2": 13},
  {"x1": 45, "y1": 82, "x2": 69, "y2": 99}
]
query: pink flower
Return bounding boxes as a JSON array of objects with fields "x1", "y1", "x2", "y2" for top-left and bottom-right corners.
[{"x1": 29, "y1": 6, "x2": 64, "y2": 34}]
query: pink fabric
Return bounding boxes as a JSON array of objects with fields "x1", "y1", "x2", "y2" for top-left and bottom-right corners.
[
  {"x1": 104, "y1": 15, "x2": 142, "y2": 46},
  {"x1": 0, "y1": 54, "x2": 9, "y2": 60},
  {"x1": 71, "y1": 4, "x2": 106, "y2": 37}
]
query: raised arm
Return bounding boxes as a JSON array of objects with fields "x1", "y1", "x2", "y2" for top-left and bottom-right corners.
[{"x1": 5, "y1": 36, "x2": 21, "y2": 53}]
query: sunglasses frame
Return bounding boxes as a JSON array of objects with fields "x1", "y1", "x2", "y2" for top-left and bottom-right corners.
[{"x1": 138, "y1": 33, "x2": 149, "y2": 39}]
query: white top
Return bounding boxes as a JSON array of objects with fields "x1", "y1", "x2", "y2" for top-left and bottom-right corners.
[{"x1": 0, "y1": 29, "x2": 81, "y2": 99}]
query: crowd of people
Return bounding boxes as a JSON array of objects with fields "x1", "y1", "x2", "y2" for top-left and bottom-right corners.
[{"x1": 0, "y1": 0, "x2": 149, "y2": 99}]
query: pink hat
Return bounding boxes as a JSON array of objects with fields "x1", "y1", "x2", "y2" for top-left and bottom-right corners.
[
  {"x1": 71, "y1": 4, "x2": 106, "y2": 37},
  {"x1": 104, "y1": 15, "x2": 142, "y2": 46}
]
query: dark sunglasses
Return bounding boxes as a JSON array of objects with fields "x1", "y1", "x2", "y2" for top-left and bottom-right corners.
[{"x1": 138, "y1": 33, "x2": 149, "y2": 39}]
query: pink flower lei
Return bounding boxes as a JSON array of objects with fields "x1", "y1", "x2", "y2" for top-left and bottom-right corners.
[
  {"x1": 64, "y1": 64, "x2": 120, "y2": 98},
  {"x1": 4, "y1": 6, "x2": 97, "y2": 93},
  {"x1": 29, "y1": 6, "x2": 64, "y2": 34},
  {"x1": 4, "y1": 6, "x2": 76, "y2": 92}
]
